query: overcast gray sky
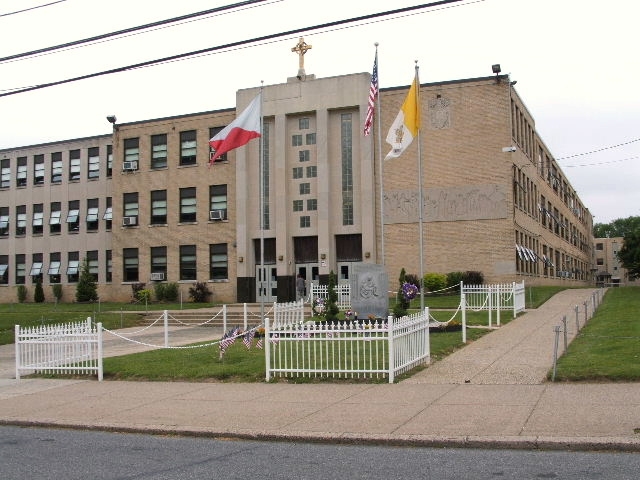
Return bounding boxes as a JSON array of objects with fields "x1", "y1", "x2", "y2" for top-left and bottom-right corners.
[{"x1": 1, "y1": 0, "x2": 638, "y2": 224}]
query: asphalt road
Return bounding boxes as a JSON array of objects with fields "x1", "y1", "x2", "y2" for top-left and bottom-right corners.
[{"x1": 2, "y1": 425, "x2": 639, "y2": 480}]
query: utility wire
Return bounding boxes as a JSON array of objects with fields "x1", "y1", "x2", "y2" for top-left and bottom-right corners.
[
  {"x1": 0, "y1": 0, "x2": 66, "y2": 18},
  {"x1": 0, "y1": 0, "x2": 464, "y2": 98},
  {"x1": 556, "y1": 137, "x2": 640, "y2": 160},
  {"x1": 0, "y1": 0, "x2": 266, "y2": 63}
]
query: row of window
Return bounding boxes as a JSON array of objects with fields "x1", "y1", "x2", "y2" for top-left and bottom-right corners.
[
  {"x1": 0, "y1": 244, "x2": 229, "y2": 285},
  {"x1": 0, "y1": 200, "x2": 112, "y2": 237},
  {"x1": 0, "y1": 146, "x2": 113, "y2": 188},
  {"x1": 515, "y1": 230, "x2": 588, "y2": 281}
]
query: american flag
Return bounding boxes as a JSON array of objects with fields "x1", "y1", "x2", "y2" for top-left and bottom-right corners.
[
  {"x1": 255, "y1": 338, "x2": 263, "y2": 349},
  {"x1": 363, "y1": 50, "x2": 378, "y2": 136},
  {"x1": 243, "y1": 328, "x2": 255, "y2": 349}
]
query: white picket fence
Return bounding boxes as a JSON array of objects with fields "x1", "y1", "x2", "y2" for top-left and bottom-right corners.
[
  {"x1": 272, "y1": 299, "x2": 305, "y2": 328},
  {"x1": 264, "y1": 308, "x2": 430, "y2": 383},
  {"x1": 15, "y1": 318, "x2": 103, "y2": 381},
  {"x1": 309, "y1": 282, "x2": 351, "y2": 310},
  {"x1": 460, "y1": 281, "x2": 526, "y2": 342}
]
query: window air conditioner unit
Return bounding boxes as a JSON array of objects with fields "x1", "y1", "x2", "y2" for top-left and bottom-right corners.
[
  {"x1": 122, "y1": 216, "x2": 138, "y2": 226},
  {"x1": 122, "y1": 160, "x2": 138, "y2": 171},
  {"x1": 150, "y1": 272, "x2": 165, "y2": 281},
  {"x1": 209, "y1": 209, "x2": 225, "y2": 221}
]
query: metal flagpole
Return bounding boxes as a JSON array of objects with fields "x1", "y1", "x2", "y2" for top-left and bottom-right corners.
[
  {"x1": 415, "y1": 62, "x2": 425, "y2": 312},
  {"x1": 259, "y1": 82, "x2": 265, "y2": 322},
  {"x1": 374, "y1": 43, "x2": 385, "y2": 265}
]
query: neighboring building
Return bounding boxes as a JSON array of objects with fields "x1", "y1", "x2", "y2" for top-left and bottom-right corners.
[
  {"x1": 593, "y1": 237, "x2": 632, "y2": 286},
  {"x1": 0, "y1": 60, "x2": 594, "y2": 304}
]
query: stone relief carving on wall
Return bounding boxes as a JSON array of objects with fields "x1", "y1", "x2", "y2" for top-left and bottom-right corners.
[
  {"x1": 384, "y1": 184, "x2": 507, "y2": 224},
  {"x1": 429, "y1": 96, "x2": 451, "y2": 130}
]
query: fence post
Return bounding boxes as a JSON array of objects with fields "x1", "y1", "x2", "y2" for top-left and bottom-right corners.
[
  {"x1": 223, "y1": 304, "x2": 227, "y2": 332},
  {"x1": 243, "y1": 303, "x2": 248, "y2": 331},
  {"x1": 264, "y1": 317, "x2": 271, "y2": 382},
  {"x1": 552, "y1": 325, "x2": 561, "y2": 381},
  {"x1": 562, "y1": 315, "x2": 568, "y2": 351},
  {"x1": 461, "y1": 293, "x2": 467, "y2": 344},
  {"x1": 163, "y1": 310, "x2": 169, "y2": 348},
  {"x1": 575, "y1": 306, "x2": 580, "y2": 334},
  {"x1": 388, "y1": 315, "x2": 395, "y2": 384},
  {"x1": 97, "y1": 322, "x2": 103, "y2": 381},
  {"x1": 584, "y1": 301, "x2": 588, "y2": 323},
  {"x1": 488, "y1": 285, "x2": 493, "y2": 328},
  {"x1": 14, "y1": 325, "x2": 20, "y2": 380}
]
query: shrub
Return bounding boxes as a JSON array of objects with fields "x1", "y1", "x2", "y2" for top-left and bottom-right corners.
[
  {"x1": 131, "y1": 283, "x2": 146, "y2": 301},
  {"x1": 52, "y1": 283, "x2": 63, "y2": 302},
  {"x1": 395, "y1": 268, "x2": 409, "y2": 318},
  {"x1": 17, "y1": 285, "x2": 28, "y2": 303},
  {"x1": 423, "y1": 273, "x2": 447, "y2": 293},
  {"x1": 446, "y1": 271, "x2": 464, "y2": 289},
  {"x1": 163, "y1": 282, "x2": 179, "y2": 302},
  {"x1": 188, "y1": 281, "x2": 212, "y2": 303},
  {"x1": 462, "y1": 271, "x2": 484, "y2": 285},
  {"x1": 137, "y1": 289, "x2": 153, "y2": 302},
  {"x1": 154, "y1": 283, "x2": 166, "y2": 301},
  {"x1": 34, "y1": 277, "x2": 45, "y2": 303},
  {"x1": 405, "y1": 273, "x2": 420, "y2": 288},
  {"x1": 76, "y1": 258, "x2": 98, "y2": 302}
]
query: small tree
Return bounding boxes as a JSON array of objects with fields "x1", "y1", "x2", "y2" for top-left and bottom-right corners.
[
  {"x1": 617, "y1": 231, "x2": 640, "y2": 280},
  {"x1": 324, "y1": 271, "x2": 340, "y2": 321},
  {"x1": 163, "y1": 282, "x2": 179, "y2": 302},
  {"x1": 34, "y1": 277, "x2": 45, "y2": 303},
  {"x1": 52, "y1": 283, "x2": 63, "y2": 302},
  {"x1": 76, "y1": 258, "x2": 98, "y2": 302},
  {"x1": 393, "y1": 268, "x2": 409, "y2": 318}
]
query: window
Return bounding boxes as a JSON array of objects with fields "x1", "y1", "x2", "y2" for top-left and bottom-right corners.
[
  {"x1": 105, "y1": 250, "x2": 112, "y2": 282},
  {"x1": 151, "y1": 190, "x2": 167, "y2": 225},
  {"x1": 48, "y1": 252, "x2": 61, "y2": 284},
  {"x1": 180, "y1": 130, "x2": 197, "y2": 166},
  {"x1": 123, "y1": 248, "x2": 139, "y2": 282},
  {"x1": 123, "y1": 192, "x2": 139, "y2": 220},
  {"x1": 209, "y1": 184, "x2": 227, "y2": 220},
  {"x1": 179, "y1": 187, "x2": 197, "y2": 222},
  {"x1": 300, "y1": 216, "x2": 311, "y2": 228},
  {"x1": 596, "y1": 258, "x2": 604, "y2": 266},
  {"x1": 16, "y1": 205, "x2": 26, "y2": 236},
  {"x1": 88, "y1": 147, "x2": 100, "y2": 179},
  {"x1": 17, "y1": 157, "x2": 27, "y2": 187},
  {"x1": 124, "y1": 138, "x2": 139, "y2": 166},
  {"x1": 69, "y1": 149, "x2": 81, "y2": 181},
  {"x1": 104, "y1": 197, "x2": 112, "y2": 230},
  {"x1": 87, "y1": 250, "x2": 99, "y2": 282},
  {"x1": 151, "y1": 246, "x2": 167, "y2": 279},
  {"x1": 32, "y1": 203, "x2": 44, "y2": 235},
  {"x1": 209, "y1": 127, "x2": 227, "y2": 162},
  {"x1": 299, "y1": 150, "x2": 310, "y2": 162},
  {"x1": 292, "y1": 167, "x2": 303, "y2": 179},
  {"x1": 307, "y1": 199, "x2": 317, "y2": 211},
  {"x1": 209, "y1": 243, "x2": 228, "y2": 280},
  {"x1": 49, "y1": 202, "x2": 62, "y2": 234},
  {"x1": 0, "y1": 207, "x2": 9, "y2": 236},
  {"x1": 595, "y1": 243, "x2": 604, "y2": 251},
  {"x1": 106, "y1": 145, "x2": 113, "y2": 177},
  {"x1": 299, "y1": 118, "x2": 309, "y2": 129},
  {"x1": 293, "y1": 200, "x2": 303, "y2": 212},
  {"x1": 341, "y1": 113, "x2": 354, "y2": 225},
  {"x1": 292, "y1": 134, "x2": 303, "y2": 147},
  {"x1": 306, "y1": 133, "x2": 316, "y2": 145},
  {"x1": 34, "y1": 154, "x2": 45, "y2": 185},
  {"x1": 67, "y1": 200, "x2": 80, "y2": 232},
  {"x1": 51, "y1": 152, "x2": 62, "y2": 183},
  {"x1": 30, "y1": 253, "x2": 43, "y2": 282},
  {"x1": 306, "y1": 165, "x2": 317, "y2": 178},
  {"x1": 0, "y1": 255, "x2": 8, "y2": 285},
  {"x1": 151, "y1": 134, "x2": 167, "y2": 169},
  {"x1": 0, "y1": 159, "x2": 9, "y2": 188},
  {"x1": 86, "y1": 198, "x2": 99, "y2": 231},
  {"x1": 180, "y1": 245, "x2": 197, "y2": 280},
  {"x1": 15, "y1": 254, "x2": 26, "y2": 285},
  {"x1": 300, "y1": 183, "x2": 310, "y2": 195},
  {"x1": 67, "y1": 251, "x2": 79, "y2": 283}
]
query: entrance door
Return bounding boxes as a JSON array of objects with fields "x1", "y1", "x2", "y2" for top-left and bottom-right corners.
[
  {"x1": 256, "y1": 266, "x2": 277, "y2": 302},
  {"x1": 337, "y1": 261, "x2": 356, "y2": 284},
  {"x1": 296, "y1": 263, "x2": 319, "y2": 300}
]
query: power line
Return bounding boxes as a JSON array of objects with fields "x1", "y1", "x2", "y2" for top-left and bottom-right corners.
[
  {"x1": 556, "y1": 137, "x2": 640, "y2": 160},
  {"x1": 0, "y1": 0, "x2": 267, "y2": 64},
  {"x1": 0, "y1": 0, "x2": 66, "y2": 18},
  {"x1": 561, "y1": 155, "x2": 640, "y2": 168},
  {"x1": 0, "y1": 0, "x2": 465, "y2": 98}
]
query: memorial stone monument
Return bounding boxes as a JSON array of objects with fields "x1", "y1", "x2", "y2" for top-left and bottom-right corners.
[{"x1": 350, "y1": 264, "x2": 389, "y2": 321}]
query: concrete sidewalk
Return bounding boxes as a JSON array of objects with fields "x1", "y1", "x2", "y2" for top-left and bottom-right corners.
[{"x1": 1, "y1": 289, "x2": 639, "y2": 451}]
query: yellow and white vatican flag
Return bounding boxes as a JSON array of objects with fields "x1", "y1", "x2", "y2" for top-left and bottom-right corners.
[{"x1": 385, "y1": 71, "x2": 420, "y2": 160}]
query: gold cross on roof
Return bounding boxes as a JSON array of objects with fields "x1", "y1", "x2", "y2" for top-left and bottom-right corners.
[{"x1": 291, "y1": 37, "x2": 312, "y2": 71}]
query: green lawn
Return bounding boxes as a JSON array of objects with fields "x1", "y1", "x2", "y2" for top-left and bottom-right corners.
[{"x1": 551, "y1": 286, "x2": 640, "y2": 382}]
